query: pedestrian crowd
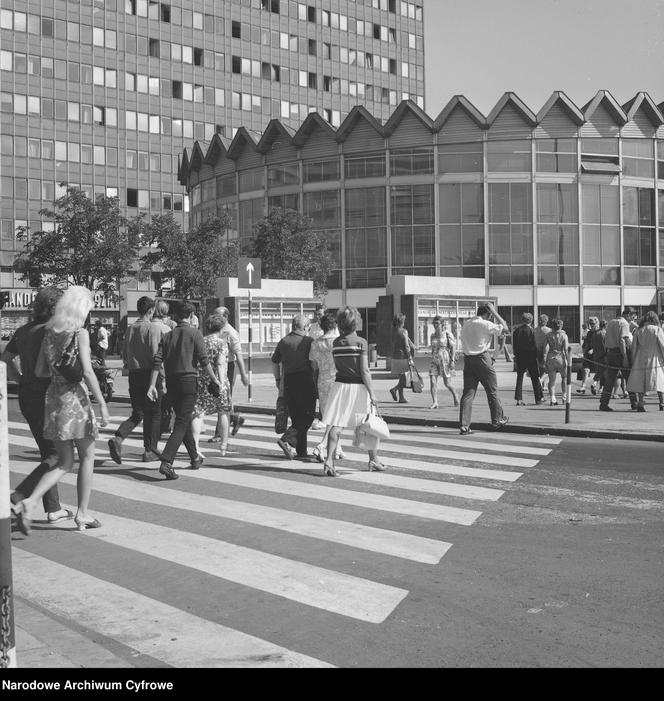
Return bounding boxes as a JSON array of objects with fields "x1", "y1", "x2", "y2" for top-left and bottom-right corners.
[{"x1": 6, "y1": 288, "x2": 664, "y2": 537}]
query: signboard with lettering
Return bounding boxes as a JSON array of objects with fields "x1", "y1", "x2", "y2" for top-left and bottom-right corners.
[{"x1": 0, "y1": 289, "x2": 119, "y2": 310}]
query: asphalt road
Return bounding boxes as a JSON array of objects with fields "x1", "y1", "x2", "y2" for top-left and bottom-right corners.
[{"x1": 7, "y1": 397, "x2": 663, "y2": 668}]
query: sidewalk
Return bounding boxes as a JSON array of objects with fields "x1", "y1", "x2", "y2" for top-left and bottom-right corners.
[{"x1": 103, "y1": 356, "x2": 664, "y2": 442}]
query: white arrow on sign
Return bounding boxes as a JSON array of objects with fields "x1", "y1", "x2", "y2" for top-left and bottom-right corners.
[{"x1": 246, "y1": 261, "x2": 254, "y2": 285}]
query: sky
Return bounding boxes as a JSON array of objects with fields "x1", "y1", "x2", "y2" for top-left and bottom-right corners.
[{"x1": 423, "y1": 0, "x2": 664, "y2": 118}]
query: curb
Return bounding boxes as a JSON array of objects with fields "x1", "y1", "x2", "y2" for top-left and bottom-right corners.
[{"x1": 106, "y1": 394, "x2": 664, "y2": 443}]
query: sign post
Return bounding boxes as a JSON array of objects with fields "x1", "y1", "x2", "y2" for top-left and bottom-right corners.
[{"x1": 237, "y1": 258, "x2": 262, "y2": 402}]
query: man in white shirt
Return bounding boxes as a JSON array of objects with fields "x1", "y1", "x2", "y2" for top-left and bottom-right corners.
[
  {"x1": 458, "y1": 302, "x2": 509, "y2": 435},
  {"x1": 94, "y1": 319, "x2": 109, "y2": 362}
]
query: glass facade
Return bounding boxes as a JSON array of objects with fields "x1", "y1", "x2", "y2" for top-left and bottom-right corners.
[
  {"x1": 184, "y1": 93, "x2": 664, "y2": 341},
  {"x1": 0, "y1": 0, "x2": 425, "y2": 317}
]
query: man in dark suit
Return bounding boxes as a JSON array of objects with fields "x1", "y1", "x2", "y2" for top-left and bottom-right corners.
[{"x1": 512, "y1": 312, "x2": 545, "y2": 406}]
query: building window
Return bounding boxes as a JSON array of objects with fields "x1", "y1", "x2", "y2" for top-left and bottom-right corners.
[
  {"x1": 232, "y1": 21, "x2": 241, "y2": 38},
  {"x1": 536, "y1": 139, "x2": 577, "y2": 173},
  {"x1": 622, "y1": 139, "x2": 654, "y2": 178},
  {"x1": 581, "y1": 184, "x2": 620, "y2": 285},
  {"x1": 345, "y1": 187, "x2": 387, "y2": 288},
  {"x1": 391, "y1": 185, "x2": 435, "y2": 275},
  {"x1": 439, "y1": 183, "x2": 484, "y2": 278},
  {"x1": 536, "y1": 183, "x2": 579, "y2": 285},
  {"x1": 303, "y1": 158, "x2": 340, "y2": 183},
  {"x1": 488, "y1": 183, "x2": 533, "y2": 284},
  {"x1": 623, "y1": 187, "x2": 656, "y2": 285},
  {"x1": 487, "y1": 140, "x2": 531, "y2": 172},
  {"x1": 344, "y1": 153, "x2": 386, "y2": 179},
  {"x1": 149, "y1": 39, "x2": 160, "y2": 57},
  {"x1": 580, "y1": 138, "x2": 620, "y2": 175},
  {"x1": 438, "y1": 142, "x2": 483, "y2": 173},
  {"x1": 390, "y1": 148, "x2": 433, "y2": 175},
  {"x1": 267, "y1": 162, "x2": 299, "y2": 187}
]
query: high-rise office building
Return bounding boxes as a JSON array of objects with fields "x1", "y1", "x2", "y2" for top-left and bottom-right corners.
[{"x1": 0, "y1": 0, "x2": 425, "y2": 335}]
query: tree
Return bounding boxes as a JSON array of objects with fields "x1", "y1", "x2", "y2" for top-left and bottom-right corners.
[
  {"x1": 141, "y1": 211, "x2": 238, "y2": 299},
  {"x1": 13, "y1": 185, "x2": 138, "y2": 293},
  {"x1": 250, "y1": 208, "x2": 331, "y2": 296}
]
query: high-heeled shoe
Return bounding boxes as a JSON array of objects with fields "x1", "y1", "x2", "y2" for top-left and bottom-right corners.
[
  {"x1": 219, "y1": 443, "x2": 228, "y2": 457},
  {"x1": 389, "y1": 388, "x2": 398, "y2": 402},
  {"x1": 334, "y1": 451, "x2": 345, "y2": 460},
  {"x1": 74, "y1": 516, "x2": 102, "y2": 531},
  {"x1": 312, "y1": 446, "x2": 326, "y2": 463},
  {"x1": 429, "y1": 402, "x2": 439, "y2": 409},
  {"x1": 323, "y1": 462, "x2": 337, "y2": 477},
  {"x1": 368, "y1": 459, "x2": 386, "y2": 472}
]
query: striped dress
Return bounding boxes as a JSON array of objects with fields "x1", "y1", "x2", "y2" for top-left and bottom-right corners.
[{"x1": 321, "y1": 332, "x2": 371, "y2": 430}]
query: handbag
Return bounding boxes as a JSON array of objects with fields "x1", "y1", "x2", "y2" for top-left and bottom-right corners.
[
  {"x1": 53, "y1": 332, "x2": 84, "y2": 383},
  {"x1": 208, "y1": 381, "x2": 220, "y2": 397},
  {"x1": 275, "y1": 395, "x2": 289, "y2": 434},
  {"x1": 409, "y1": 364, "x2": 424, "y2": 393},
  {"x1": 358, "y1": 405, "x2": 390, "y2": 440}
]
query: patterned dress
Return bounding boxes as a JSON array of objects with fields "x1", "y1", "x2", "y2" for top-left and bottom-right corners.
[
  {"x1": 194, "y1": 333, "x2": 232, "y2": 416},
  {"x1": 309, "y1": 334, "x2": 337, "y2": 414},
  {"x1": 43, "y1": 328, "x2": 98, "y2": 441},
  {"x1": 429, "y1": 331, "x2": 455, "y2": 378}
]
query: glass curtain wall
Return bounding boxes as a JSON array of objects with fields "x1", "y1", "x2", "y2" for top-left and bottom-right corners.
[
  {"x1": 344, "y1": 186, "x2": 387, "y2": 288},
  {"x1": 536, "y1": 183, "x2": 579, "y2": 284},
  {"x1": 489, "y1": 182, "x2": 533, "y2": 284},
  {"x1": 581, "y1": 184, "x2": 620, "y2": 285},
  {"x1": 304, "y1": 189, "x2": 342, "y2": 288},
  {"x1": 390, "y1": 183, "x2": 434, "y2": 275},
  {"x1": 439, "y1": 182, "x2": 484, "y2": 277}
]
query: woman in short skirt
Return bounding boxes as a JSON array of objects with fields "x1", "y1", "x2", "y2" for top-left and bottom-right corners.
[{"x1": 322, "y1": 306, "x2": 385, "y2": 476}]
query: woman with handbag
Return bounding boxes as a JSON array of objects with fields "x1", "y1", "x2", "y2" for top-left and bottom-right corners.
[
  {"x1": 321, "y1": 306, "x2": 386, "y2": 476},
  {"x1": 389, "y1": 313, "x2": 414, "y2": 403},
  {"x1": 191, "y1": 314, "x2": 241, "y2": 458},
  {"x1": 15, "y1": 286, "x2": 111, "y2": 534},
  {"x1": 428, "y1": 316, "x2": 459, "y2": 409}
]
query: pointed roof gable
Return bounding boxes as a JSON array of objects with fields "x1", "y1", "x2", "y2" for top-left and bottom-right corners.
[
  {"x1": 582, "y1": 90, "x2": 627, "y2": 125},
  {"x1": 622, "y1": 92, "x2": 663, "y2": 127},
  {"x1": 383, "y1": 100, "x2": 434, "y2": 136},
  {"x1": 204, "y1": 133, "x2": 231, "y2": 167},
  {"x1": 335, "y1": 105, "x2": 383, "y2": 143},
  {"x1": 188, "y1": 141, "x2": 205, "y2": 172},
  {"x1": 486, "y1": 92, "x2": 537, "y2": 127},
  {"x1": 256, "y1": 119, "x2": 297, "y2": 154},
  {"x1": 177, "y1": 148, "x2": 190, "y2": 186},
  {"x1": 433, "y1": 95, "x2": 486, "y2": 131},
  {"x1": 292, "y1": 112, "x2": 337, "y2": 147},
  {"x1": 537, "y1": 91, "x2": 585, "y2": 124},
  {"x1": 226, "y1": 127, "x2": 259, "y2": 160}
]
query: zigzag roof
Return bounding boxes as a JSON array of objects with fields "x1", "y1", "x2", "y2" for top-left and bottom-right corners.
[{"x1": 179, "y1": 92, "x2": 663, "y2": 181}]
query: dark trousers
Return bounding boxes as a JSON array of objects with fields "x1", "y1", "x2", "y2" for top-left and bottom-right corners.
[
  {"x1": 115, "y1": 369, "x2": 162, "y2": 452},
  {"x1": 459, "y1": 352, "x2": 504, "y2": 428},
  {"x1": 13, "y1": 382, "x2": 61, "y2": 513},
  {"x1": 227, "y1": 361, "x2": 239, "y2": 422},
  {"x1": 283, "y1": 371, "x2": 316, "y2": 457},
  {"x1": 160, "y1": 376, "x2": 199, "y2": 465},
  {"x1": 600, "y1": 349, "x2": 637, "y2": 409},
  {"x1": 514, "y1": 354, "x2": 544, "y2": 402}
]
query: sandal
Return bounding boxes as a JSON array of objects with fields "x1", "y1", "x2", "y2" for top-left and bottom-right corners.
[
  {"x1": 322, "y1": 462, "x2": 337, "y2": 477},
  {"x1": 47, "y1": 508, "x2": 74, "y2": 523},
  {"x1": 207, "y1": 436, "x2": 223, "y2": 443},
  {"x1": 312, "y1": 446, "x2": 326, "y2": 463},
  {"x1": 75, "y1": 516, "x2": 102, "y2": 531}
]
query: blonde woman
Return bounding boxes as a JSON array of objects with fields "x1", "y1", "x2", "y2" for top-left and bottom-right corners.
[{"x1": 16, "y1": 286, "x2": 110, "y2": 534}]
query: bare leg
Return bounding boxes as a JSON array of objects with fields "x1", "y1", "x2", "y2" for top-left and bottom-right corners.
[
  {"x1": 20, "y1": 440, "x2": 75, "y2": 518},
  {"x1": 218, "y1": 413, "x2": 230, "y2": 453},
  {"x1": 325, "y1": 426, "x2": 342, "y2": 474},
  {"x1": 429, "y1": 375, "x2": 438, "y2": 408},
  {"x1": 191, "y1": 415, "x2": 204, "y2": 456},
  {"x1": 547, "y1": 370, "x2": 557, "y2": 403},
  {"x1": 441, "y1": 374, "x2": 459, "y2": 406},
  {"x1": 74, "y1": 437, "x2": 96, "y2": 521},
  {"x1": 561, "y1": 371, "x2": 567, "y2": 400}
]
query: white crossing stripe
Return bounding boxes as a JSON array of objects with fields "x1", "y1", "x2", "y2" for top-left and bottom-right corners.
[
  {"x1": 59, "y1": 506, "x2": 409, "y2": 624},
  {"x1": 8, "y1": 458, "x2": 451, "y2": 564},
  {"x1": 230, "y1": 423, "x2": 538, "y2": 468},
  {"x1": 241, "y1": 412, "x2": 563, "y2": 446},
  {"x1": 204, "y1": 433, "x2": 526, "y2": 481},
  {"x1": 8, "y1": 431, "x2": 481, "y2": 524},
  {"x1": 12, "y1": 550, "x2": 333, "y2": 667}
]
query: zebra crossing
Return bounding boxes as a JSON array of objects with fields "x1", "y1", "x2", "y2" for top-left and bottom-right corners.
[{"x1": 8, "y1": 412, "x2": 560, "y2": 667}]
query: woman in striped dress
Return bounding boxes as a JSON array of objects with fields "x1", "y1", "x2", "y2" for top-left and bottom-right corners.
[{"x1": 321, "y1": 306, "x2": 385, "y2": 476}]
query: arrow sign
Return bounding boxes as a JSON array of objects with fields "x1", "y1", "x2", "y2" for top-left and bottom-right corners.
[{"x1": 237, "y1": 257, "x2": 262, "y2": 289}]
